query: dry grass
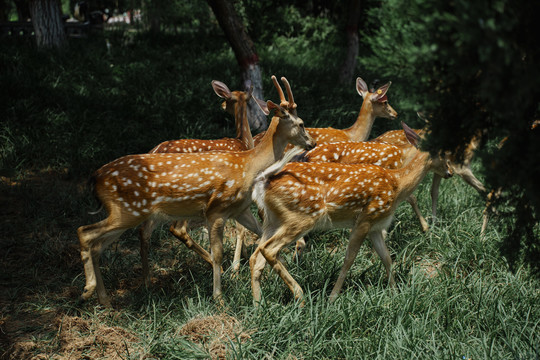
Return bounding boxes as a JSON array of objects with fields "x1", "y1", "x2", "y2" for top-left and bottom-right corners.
[
  {"x1": 1, "y1": 313, "x2": 142, "y2": 360},
  {"x1": 179, "y1": 314, "x2": 252, "y2": 360}
]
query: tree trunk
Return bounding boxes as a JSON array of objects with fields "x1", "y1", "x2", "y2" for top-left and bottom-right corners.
[
  {"x1": 0, "y1": 0, "x2": 10, "y2": 22},
  {"x1": 207, "y1": 0, "x2": 267, "y2": 132},
  {"x1": 29, "y1": 0, "x2": 66, "y2": 48},
  {"x1": 339, "y1": 0, "x2": 363, "y2": 84}
]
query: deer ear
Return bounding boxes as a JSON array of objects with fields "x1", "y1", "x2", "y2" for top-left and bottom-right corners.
[
  {"x1": 212, "y1": 80, "x2": 232, "y2": 99},
  {"x1": 416, "y1": 111, "x2": 429, "y2": 124},
  {"x1": 373, "y1": 82, "x2": 391, "y2": 102},
  {"x1": 356, "y1": 77, "x2": 369, "y2": 97},
  {"x1": 253, "y1": 98, "x2": 270, "y2": 115},
  {"x1": 266, "y1": 100, "x2": 287, "y2": 115},
  {"x1": 402, "y1": 121, "x2": 420, "y2": 148}
]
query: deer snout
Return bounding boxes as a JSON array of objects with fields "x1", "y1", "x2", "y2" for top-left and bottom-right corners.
[
  {"x1": 443, "y1": 167, "x2": 453, "y2": 179},
  {"x1": 305, "y1": 140, "x2": 316, "y2": 151}
]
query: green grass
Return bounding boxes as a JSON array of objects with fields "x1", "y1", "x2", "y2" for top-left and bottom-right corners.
[{"x1": 1, "y1": 29, "x2": 538, "y2": 359}]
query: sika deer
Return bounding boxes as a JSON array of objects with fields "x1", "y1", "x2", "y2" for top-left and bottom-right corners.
[
  {"x1": 77, "y1": 95, "x2": 315, "y2": 306},
  {"x1": 139, "y1": 80, "x2": 256, "y2": 285},
  {"x1": 372, "y1": 119, "x2": 485, "y2": 229},
  {"x1": 253, "y1": 76, "x2": 397, "y2": 146},
  {"x1": 291, "y1": 139, "x2": 418, "y2": 256},
  {"x1": 249, "y1": 122, "x2": 452, "y2": 305},
  {"x1": 144, "y1": 76, "x2": 307, "y2": 278}
]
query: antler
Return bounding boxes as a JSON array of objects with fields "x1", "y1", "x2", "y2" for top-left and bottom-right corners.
[
  {"x1": 271, "y1": 75, "x2": 297, "y2": 116},
  {"x1": 281, "y1": 76, "x2": 297, "y2": 115}
]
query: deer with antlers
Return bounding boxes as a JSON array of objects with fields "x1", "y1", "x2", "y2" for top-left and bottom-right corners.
[
  {"x1": 77, "y1": 80, "x2": 316, "y2": 306},
  {"x1": 249, "y1": 122, "x2": 452, "y2": 305},
  {"x1": 138, "y1": 80, "x2": 256, "y2": 285},
  {"x1": 253, "y1": 76, "x2": 397, "y2": 146}
]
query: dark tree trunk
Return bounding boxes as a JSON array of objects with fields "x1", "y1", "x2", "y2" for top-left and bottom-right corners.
[
  {"x1": 207, "y1": 0, "x2": 267, "y2": 132},
  {"x1": 339, "y1": 0, "x2": 363, "y2": 84},
  {"x1": 0, "y1": 0, "x2": 10, "y2": 22},
  {"x1": 29, "y1": 0, "x2": 66, "y2": 48},
  {"x1": 142, "y1": 0, "x2": 162, "y2": 34}
]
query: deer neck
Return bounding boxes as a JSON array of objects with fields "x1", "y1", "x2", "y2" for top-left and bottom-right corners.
[
  {"x1": 235, "y1": 97, "x2": 254, "y2": 149},
  {"x1": 393, "y1": 151, "x2": 432, "y2": 203},
  {"x1": 245, "y1": 117, "x2": 288, "y2": 181},
  {"x1": 345, "y1": 99, "x2": 375, "y2": 141}
]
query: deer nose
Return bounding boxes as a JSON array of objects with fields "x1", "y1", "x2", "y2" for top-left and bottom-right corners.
[
  {"x1": 444, "y1": 169, "x2": 453, "y2": 179},
  {"x1": 306, "y1": 141, "x2": 316, "y2": 151}
]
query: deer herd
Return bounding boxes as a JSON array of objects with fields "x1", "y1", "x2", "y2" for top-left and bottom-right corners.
[{"x1": 77, "y1": 75, "x2": 489, "y2": 307}]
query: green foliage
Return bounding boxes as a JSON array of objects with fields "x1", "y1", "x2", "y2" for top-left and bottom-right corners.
[
  {"x1": 0, "y1": 4, "x2": 361, "y2": 177},
  {"x1": 142, "y1": 0, "x2": 212, "y2": 31},
  {"x1": 359, "y1": 0, "x2": 540, "y2": 274},
  {"x1": 0, "y1": 31, "x2": 238, "y2": 176}
]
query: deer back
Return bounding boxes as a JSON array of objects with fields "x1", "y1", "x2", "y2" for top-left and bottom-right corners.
[
  {"x1": 93, "y1": 151, "x2": 253, "y2": 224},
  {"x1": 259, "y1": 162, "x2": 399, "y2": 229},
  {"x1": 301, "y1": 141, "x2": 406, "y2": 168}
]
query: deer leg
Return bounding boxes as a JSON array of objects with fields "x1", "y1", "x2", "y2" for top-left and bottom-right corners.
[
  {"x1": 370, "y1": 230, "x2": 395, "y2": 287},
  {"x1": 240, "y1": 224, "x2": 249, "y2": 260},
  {"x1": 407, "y1": 194, "x2": 429, "y2": 232},
  {"x1": 139, "y1": 219, "x2": 157, "y2": 287},
  {"x1": 93, "y1": 231, "x2": 125, "y2": 306},
  {"x1": 234, "y1": 208, "x2": 262, "y2": 237},
  {"x1": 78, "y1": 219, "x2": 125, "y2": 306},
  {"x1": 293, "y1": 237, "x2": 307, "y2": 260},
  {"x1": 249, "y1": 225, "x2": 279, "y2": 305},
  {"x1": 250, "y1": 246, "x2": 268, "y2": 304},
  {"x1": 481, "y1": 188, "x2": 500, "y2": 235},
  {"x1": 232, "y1": 209, "x2": 262, "y2": 275},
  {"x1": 169, "y1": 220, "x2": 213, "y2": 266},
  {"x1": 455, "y1": 166, "x2": 486, "y2": 194},
  {"x1": 329, "y1": 221, "x2": 370, "y2": 302},
  {"x1": 259, "y1": 226, "x2": 308, "y2": 304},
  {"x1": 231, "y1": 222, "x2": 246, "y2": 275},
  {"x1": 430, "y1": 173, "x2": 443, "y2": 221},
  {"x1": 208, "y1": 217, "x2": 226, "y2": 301}
]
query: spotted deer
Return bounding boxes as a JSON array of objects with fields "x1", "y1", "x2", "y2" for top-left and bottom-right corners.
[
  {"x1": 138, "y1": 80, "x2": 256, "y2": 285},
  {"x1": 372, "y1": 119, "x2": 486, "y2": 229},
  {"x1": 142, "y1": 76, "x2": 308, "y2": 279},
  {"x1": 77, "y1": 93, "x2": 316, "y2": 306},
  {"x1": 252, "y1": 76, "x2": 397, "y2": 146},
  {"x1": 249, "y1": 122, "x2": 452, "y2": 305},
  {"x1": 291, "y1": 139, "x2": 420, "y2": 256}
]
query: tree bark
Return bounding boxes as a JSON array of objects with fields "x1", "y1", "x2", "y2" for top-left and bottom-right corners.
[
  {"x1": 207, "y1": 0, "x2": 267, "y2": 131},
  {"x1": 339, "y1": 0, "x2": 363, "y2": 84},
  {"x1": 29, "y1": 0, "x2": 66, "y2": 48}
]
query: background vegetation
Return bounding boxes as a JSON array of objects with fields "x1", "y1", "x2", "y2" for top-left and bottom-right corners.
[{"x1": 0, "y1": 0, "x2": 538, "y2": 359}]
